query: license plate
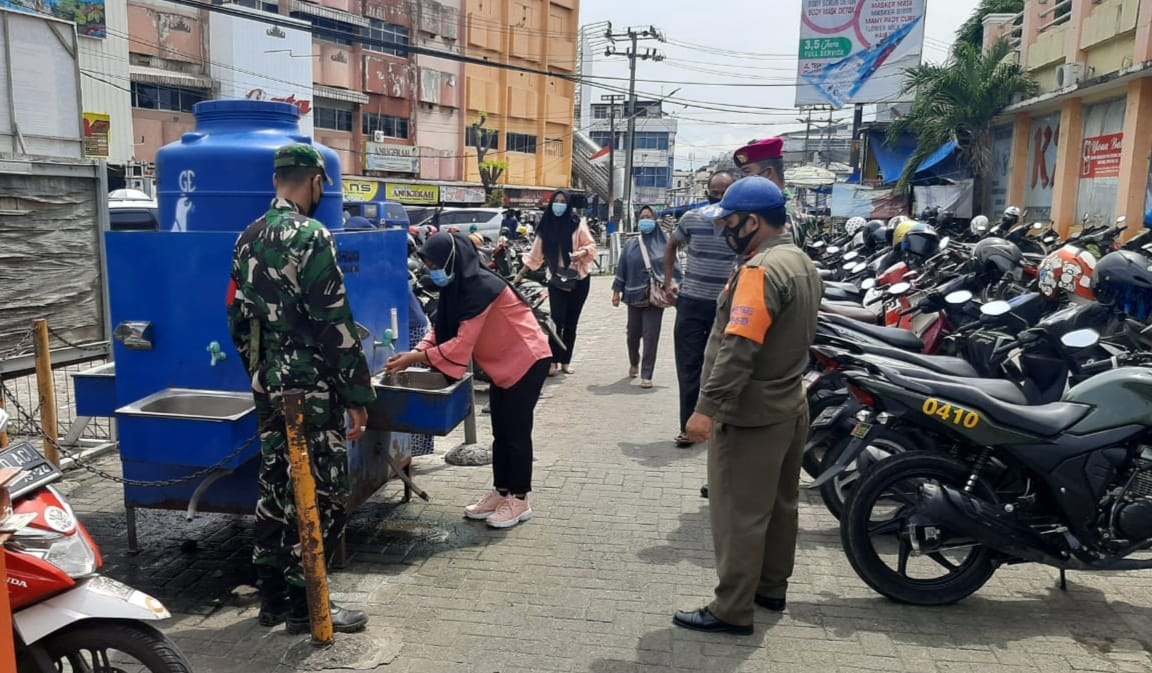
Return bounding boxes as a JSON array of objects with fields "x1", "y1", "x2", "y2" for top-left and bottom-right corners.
[
  {"x1": 850, "y1": 422, "x2": 873, "y2": 439},
  {"x1": 811, "y1": 406, "x2": 840, "y2": 429},
  {"x1": 0, "y1": 442, "x2": 61, "y2": 499}
]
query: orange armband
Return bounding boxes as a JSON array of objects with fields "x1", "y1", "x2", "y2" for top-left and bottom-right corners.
[{"x1": 724, "y1": 267, "x2": 773, "y2": 344}]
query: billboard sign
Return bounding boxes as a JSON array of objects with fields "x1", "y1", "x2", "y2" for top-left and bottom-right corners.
[
  {"x1": 0, "y1": 0, "x2": 105, "y2": 37},
  {"x1": 365, "y1": 142, "x2": 420, "y2": 173},
  {"x1": 385, "y1": 183, "x2": 439, "y2": 205},
  {"x1": 82, "y1": 112, "x2": 110, "y2": 157},
  {"x1": 342, "y1": 179, "x2": 381, "y2": 202},
  {"x1": 209, "y1": 7, "x2": 314, "y2": 137},
  {"x1": 796, "y1": 0, "x2": 926, "y2": 108}
]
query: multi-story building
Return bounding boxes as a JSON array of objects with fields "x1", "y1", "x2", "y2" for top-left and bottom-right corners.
[
  {"x1": 461, "y1": 0, "x2": 579, "y2": 207},
  {"x1": 982, "y1": 0, "x2": 1152, "y2": 229},
  {"x1": 78, "y1": 0, "x2": 134, "y2": 183},
  {"x1": 586, "y1": 98, "x2": 677, "y2": 210}
]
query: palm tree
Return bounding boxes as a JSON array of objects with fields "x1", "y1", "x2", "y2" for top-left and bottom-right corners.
[{"x1": 888, "y1": 38, "x2": 1038, "y2": 206}]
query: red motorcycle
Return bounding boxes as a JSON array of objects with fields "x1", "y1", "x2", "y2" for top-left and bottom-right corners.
[{"x1": 1, "y1": 409, "x2": 192, "y2": 673}]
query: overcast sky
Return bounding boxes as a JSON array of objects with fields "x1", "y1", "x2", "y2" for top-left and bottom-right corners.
[{"x1": 576, "y1": 0, "x2": 981, "y2": 169}]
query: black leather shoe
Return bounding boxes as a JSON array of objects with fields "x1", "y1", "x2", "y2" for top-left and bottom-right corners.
[
  {"x1": 672, "y1": 607, "x2": 752, "y2": 635},
  {"x1": 286, "y1": 586, "x2": 368, "y2": 634},
  {"x1": 754, "y1": 595, "x2": 786, "y2": 612}
]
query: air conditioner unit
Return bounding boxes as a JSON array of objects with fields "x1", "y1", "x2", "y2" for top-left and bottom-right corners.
[
  {"x1": 373, "y1": 130, "x2": 387, "y2": 143},
  {"x1": 1056, "y1": 63, "x2": 1084, "y2": 88}
]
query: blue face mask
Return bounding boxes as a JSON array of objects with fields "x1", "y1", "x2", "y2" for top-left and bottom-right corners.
[
  {"x1": 638, "y1": 218, "x2": 656, "y2": 234},
  {"x1": 428, "y1": 268, "x2": 453, "y2": 287},
  {"x1": 551, "y1": 202, "x2": 568, "y2": 216}
]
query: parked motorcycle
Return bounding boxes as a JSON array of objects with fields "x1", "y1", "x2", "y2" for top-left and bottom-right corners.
[{"x1": 0, "y1": 409, "x2": 191, "y2": 673}]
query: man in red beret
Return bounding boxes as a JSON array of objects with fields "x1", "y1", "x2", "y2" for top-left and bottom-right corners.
[{"x1": 733, "y1": 138, "x2": 809, "y2": 246}]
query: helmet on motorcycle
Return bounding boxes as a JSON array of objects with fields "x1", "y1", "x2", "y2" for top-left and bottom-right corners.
[
  {"x1": 939, "y1": 210, "x2": 954, "y2": 228},
  {"x1": 919, "y1": 206, "x2": 938, "y2": 223},
  {"x1": 861, "y1": 219, "x2": 888, "y2": 254},
  {"x1": 900, "y1": 223, "x2": 941, "y2": 260},
  {"x1": 891, "y1": 219, "x2": 919, "y2": 249},
  {"x1": 970, "y1": 215, "x2": 990, "y2": 235},
  {"x1": 1091, "y1": 250, "x2": 1152, "y2": 321},
  {"x1": 1037, "y1": 244, "x2": 1098, "y2": 301},
  {"x1": 845, "y1": 217, "x2": 867, "y2": 235},
  {"x1": 1003, "y1": 205, "x2": 1022, "y2": 226},
  {"x1": 888, "y1": 215, "x2": 908, "y2": 229},
  {"x1": 969, "y1": 237, "x2": 1023, "y2": 281}
]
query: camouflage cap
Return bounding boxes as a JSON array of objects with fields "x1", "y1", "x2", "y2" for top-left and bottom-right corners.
[{"x1": 273, "y1": 143, "x2": 333, "y2": 184}]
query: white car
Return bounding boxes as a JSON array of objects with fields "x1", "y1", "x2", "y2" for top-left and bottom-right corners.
[
  {"x1": 436, "y1": 207, "x2": 508, "y2": 241},
  {"x1": 108, "y1": 188, "x2": 159, "y2": 230}
]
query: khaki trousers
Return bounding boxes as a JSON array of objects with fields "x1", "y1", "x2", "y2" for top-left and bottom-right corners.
[{"x1": 706, "y1": 411, "x2": 808, "y2": 626}]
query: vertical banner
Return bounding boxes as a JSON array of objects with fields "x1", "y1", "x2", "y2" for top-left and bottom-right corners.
[
  {"x1": 985, "y1": 126, "x2": 1013, "y2": 217},
  {"x1": 796, "y1": 0, "x2": 926, "y2": 108},
  {"x1": 1076, "y1": 98, "x2": 1126, "y2": 226},
  {"x1": 1024, "y1": 113, "x2": 1060, "y2": 220},
  {"x1": 82, "y1": 113, "x2": 110, "y2": 158}
]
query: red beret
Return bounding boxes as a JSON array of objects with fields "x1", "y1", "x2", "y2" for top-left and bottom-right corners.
[{"x1": 733, "y1": 137, "x2": 783, "y2": 166}]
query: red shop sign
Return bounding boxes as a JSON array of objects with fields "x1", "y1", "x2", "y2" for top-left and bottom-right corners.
[{"x1": 1081, "y1": 132, "x2": 1123, "y2": 179}]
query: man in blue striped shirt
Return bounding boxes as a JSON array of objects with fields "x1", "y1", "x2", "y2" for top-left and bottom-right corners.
[{"x1": 663, "y1": 170, "x2": 738, "y2": 447}]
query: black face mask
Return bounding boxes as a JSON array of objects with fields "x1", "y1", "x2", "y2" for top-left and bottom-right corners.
[
  {"x1": 305, "y1": 178, "x2": 322, "y2": 218},
  {"x1": 722, "y1": 214, "x2": 758, "y2": 254},
  {"x1": 706, "y1": 194, "x2": 723, "y2": 204}
]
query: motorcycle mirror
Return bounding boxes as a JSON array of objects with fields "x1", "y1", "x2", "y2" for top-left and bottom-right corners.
[
  {"x1": 826, "y1": 245, "x2": 841, "y2": 254},
  {"x1": 810, "y1": 240, "x2": 826, "y2": 249},
  {"x1": 861, "y1": 278, "x2": 877, "y2": 290},
  {"x1": 981, "y1": 300, "x2": 1013, "y2": 317},
  {"x1": 354, "y1": 322, "x2": 372, "y2": 341},
  {"x1": 945, "y1": 290, "x2": 973, "y2": 305},
  {"x1": 843, "y1": 250, "x2": 859, "y2": 262},
  {"x1": 0, "y1": 407, "x2": 7, "y2": 434},
  {"x1": 852, "y1": 261, "x2": 868, "y2": 273},
  {"x1": 1060, "y1": 328, "x2": 1100, "y2": 349},
  {"x1": 888, "y1": 281, "x2": 912, "y2": 296}
]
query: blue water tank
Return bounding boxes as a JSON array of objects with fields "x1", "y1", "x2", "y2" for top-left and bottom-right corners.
[{"x1": 156, "y1": 100, "x2": 343, "y2": 233}]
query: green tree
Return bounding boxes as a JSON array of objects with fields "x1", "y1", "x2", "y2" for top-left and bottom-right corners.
[
  {"x1": 469, "y1": 112, "x2": 506, "y2": 200},
  {"x1": 888, "y1": 38, "x2": 1038, "y2": 206},
  {"x1": 955, "y1": 0, "x2": 1024, "y2": 52}
]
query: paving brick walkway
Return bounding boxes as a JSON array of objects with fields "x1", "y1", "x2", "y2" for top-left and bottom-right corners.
[{"x1": 62, "y1": 276, "x2": 1152, "y2": 672}]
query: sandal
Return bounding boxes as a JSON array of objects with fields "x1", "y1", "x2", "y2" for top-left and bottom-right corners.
[
  {"x1": 628, "y1": 366, "x2": 639, "y2": 379},
  {"x1": 548, "y1": 364, "x2": 560, "y2": 377},
  {"x1": 674, "y1": 433, "x2": 694, "y2": 448},
  {"x1": 561, "y1": 365, "x2": 576, "y2": 374}
]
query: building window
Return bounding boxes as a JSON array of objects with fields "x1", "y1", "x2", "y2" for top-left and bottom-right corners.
[
  {"x1": 633, "y1": 166, "x2": 670, "y2": 188},
  {"x1": 633, "y1": 132, "x2": 669, "y2": 151},
  {"x1": 589, "y1": 131, "x2": 625, "y2": 150},
  {"x1": 362, "y1": 112, "x2": 409, "y2": 139},
  {"x1": 467, "y1": 126, "x2": 500, "y2": 150},
  {"x1": 506, "y1": 132, "x2": 537, "y2": 154},
  {"x1": 315, "y1": 106, "x2": 353, "y2": 132},
  {"x1": 222, "y1": 0, "x2": 277, "y2": 13},
  {"x1": 304, "y1": 16, "x2": 357, "y2": 45},
  {"x1": 131, "y1": 82, "x2": 205, "y2": 113},
  {"x1": 592, "y1": 105, "x2": 608, "y2": 119},
  {"x1": 364, "y1": 20, "x2": 409, "y2": 57}
]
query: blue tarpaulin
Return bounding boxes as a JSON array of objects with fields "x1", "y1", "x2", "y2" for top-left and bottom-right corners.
[
  {"x1": 868, "y1": 131, "x2": 959, "y2": 185},
  {"x1": 659, "y1": 201, "x2": 708, "y2": 218}
]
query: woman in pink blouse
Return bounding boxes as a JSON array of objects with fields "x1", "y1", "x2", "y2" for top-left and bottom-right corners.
[
  {"x1": 386, "y1": 232, "x2": 552, "y2": 529},
  {"x1": 517, "y1": 191, "x2": 597, "y2": 377}
]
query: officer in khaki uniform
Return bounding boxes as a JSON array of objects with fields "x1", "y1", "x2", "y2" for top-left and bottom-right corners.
[{"x1": 673, "y1": 176, "x2": 823, "y2": 635}]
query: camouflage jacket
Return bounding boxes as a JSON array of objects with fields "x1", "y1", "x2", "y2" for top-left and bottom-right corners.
[{"x1": 227, "y1": 198, "x2": 375, "y2": 408}]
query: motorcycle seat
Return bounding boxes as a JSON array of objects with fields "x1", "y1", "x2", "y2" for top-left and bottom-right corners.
[
  {"x1": 818, "y1": 268, "x2": 836, "y2": 279},
  {"x1": 881, "y1": 367, "x2": 1090, "y2": 436},
  {"x1": 840, "y1": 341, "x2": 978, "y2": 377},
  {"x1": 820, "y1": 313, "x2": 924, "y2": 352},
  {"x1": 824, "y1": 286, "x2": 862, "y2": 302},
  {"x1": 825, "y1": 281, "x2": 863, "y2": 296},
  {"x1": 874, "y1": 358, "x2": 1027, "y2": 404}
]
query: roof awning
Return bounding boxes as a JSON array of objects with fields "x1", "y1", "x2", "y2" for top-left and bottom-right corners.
[
  {"x1": 315, "y1": 85, "x2": 368, "y2": 105},
  {"x1": 129, "y1": 65, "x2": 215, "y2": 90},
  {"x1": 288, "y1": 0, "x2": 369, "y2": 27},
  {"x1": 868, "y1": 131, "x2": 960, "y2": 185}
]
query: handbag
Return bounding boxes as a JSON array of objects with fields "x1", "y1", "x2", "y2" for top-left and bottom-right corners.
[
  {"x1": 549, "y1": 267, "x2": 579, "y2": 292},
  {"x1": 637, "y1": 239, "x2": 676, "y2": 309}
]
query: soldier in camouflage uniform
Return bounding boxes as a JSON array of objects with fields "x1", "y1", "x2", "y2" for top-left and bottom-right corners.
[
  {"x1": 227, "y1": 143, "x2": 375, "y2": 634},
  {"x1": 733, "y1": 138, "x2": 810, "y2": 247}
]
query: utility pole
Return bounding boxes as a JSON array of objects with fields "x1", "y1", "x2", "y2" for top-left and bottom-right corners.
[
  {"x1": 824, "y1": 106, "x2": 834, "y2": 169},
  {"x1": 803, "y1": 109, "x2": 813, "y2": 165},
  {"x1": 605, "y1": 23, "x2": 664, "y2": 233},
  {"x1": 601, "y1": 94, "x2": 626, "y2": 228}
]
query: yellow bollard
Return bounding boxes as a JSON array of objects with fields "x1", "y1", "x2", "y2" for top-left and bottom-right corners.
[
  {"x1": 32, "y1": 320, "x2": 59, "y2": 466},
  {"x1": 282, "y1": 390, "x2": 334, "y2": 647}
]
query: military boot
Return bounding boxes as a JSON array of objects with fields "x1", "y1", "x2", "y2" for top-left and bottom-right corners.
[
  {"x1": 285, "y1": 585, "x2": 368, "y2": 634},
  {"x1": 256, "y1": 566, "x2": 290, "y2": 627}
]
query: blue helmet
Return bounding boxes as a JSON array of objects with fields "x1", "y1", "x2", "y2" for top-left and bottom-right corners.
[{"x1": 700, "y1": 176, "x2": 786, "y2": 221}]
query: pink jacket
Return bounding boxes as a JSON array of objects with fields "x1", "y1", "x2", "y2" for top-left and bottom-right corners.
[
  {"x1": 416, "y1": 287, "x2": 552, "y2": 388},
  {"x1": 523, "y1": 223, "x2": 598, "y2": 279}
]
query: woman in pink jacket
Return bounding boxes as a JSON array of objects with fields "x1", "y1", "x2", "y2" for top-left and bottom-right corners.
[{"x1": 385, "y1": 232, "x2": 552, "y2": 529}]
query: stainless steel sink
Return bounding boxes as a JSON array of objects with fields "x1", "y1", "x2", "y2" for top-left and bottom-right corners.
[
  {"x1": 374, "y1": 369, "x2": 461, "y2": 392},
  {"x1": 117, "y1": 389, "x2": 254, "y2": 422}
]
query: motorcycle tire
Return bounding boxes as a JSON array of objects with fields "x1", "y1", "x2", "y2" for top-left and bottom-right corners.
[
  {"x1": 816, "y1": 427, "x2": 919, "y2": 520},
  {"x1": 27, "y1": 621, "x2": 193, "y2": 673},
  {"x1": 840, "y1": 452, "x2": 998, "y2": 606},
  {"x1": 802, "y1": 389, "x2": 846, "y2": 479}
]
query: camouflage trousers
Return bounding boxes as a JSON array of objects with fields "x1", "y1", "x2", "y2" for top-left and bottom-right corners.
[{"x1": 251, "y1": 387, "x2": 349, "y2": 587}]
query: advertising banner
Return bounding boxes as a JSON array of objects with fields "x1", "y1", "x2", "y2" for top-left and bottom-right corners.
[
  {"x1": 342, "y1": 179, "x2": 381, "y2": 202},
  {"x1": 82, "y1": 112, "x2": 110, "y2": 158},
  {"x1": 1080, "y1": 132, "x2": 1122, "y2": 179},
  {"x1": 386, "y1": 183, "x2": 439, "y2": 205},
  {"x1": 209, "y1": 7, "x2": 314, "y2": 137},
  {"x1": 985, "y1": 125, "x2": 1013, "y2": 217},
  {"x1": 441, "y1": 185, "x2": 486, "y2": 204},
  {"x1": 913, "y1": 180, "x2": 974, "y2": 219},
  {"x1": 365, "y1": 143, "x2": 420, "y2": 173},
  {"x1": 796, "y1": 0, "x2": 926, "y2": 108},
  {"x1": 831, "y1": 183, "x2": 905, "y2": 219},
  {"x1": 1024, "y1": 113, "x2": 1060, "y2": 220},
  {"x1": 1076, "y1": 98, "x2": 1126, "y2": 226},
  {"x1": 0, "y1": 0, "x2": 105, "y2": 37}
]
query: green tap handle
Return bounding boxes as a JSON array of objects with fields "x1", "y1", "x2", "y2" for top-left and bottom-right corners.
[
  {"x1": 207, "y1": 341, "x2": 227, "y2": 367},
  {"x1": 374, "y1": 329, "x2": 395, "y2": 349}
]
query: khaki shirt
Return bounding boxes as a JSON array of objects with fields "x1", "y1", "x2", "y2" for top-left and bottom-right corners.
[{"x1": 696, "y1": 235, "x2": 823, "y2": 427}]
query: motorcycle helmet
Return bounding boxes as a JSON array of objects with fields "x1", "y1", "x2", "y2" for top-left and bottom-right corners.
[
  {"x1": 887, "y1": 215, "x2": 909, "y2": 229},
  {"x1": 901, "y1": 223, "x2": 941, "y2": 260},
  {"x1": 938, "y1": 210, "x2": 955, "y2": 228},
  {"x1": 845, "y1": 216, "x2": 867, "y2": 236},
  {"x1": 861, "y1": 219, "x2": 888, "y2": 254},
  {"x1": 970, "y1": 215, "x2": 990, "y2": 235},
  {"x1": 1092, "y1": 250, "x2": 1152, "y2": 321},
  {"x1": 1003, "y1": 205, "x2": 1022, "y2": 227},
  {"x1": 919, "y1": 206, "x2": 939, "y2": 223},
  {"x1": 1037, "y1": 244, "x2": 1097, "y2": 301},
  {"x1": 969, "y1": 237, "x2": 1023, "y2": 281},
  {"x1": 891, "y1": 220, "x2": 919, "y2": 249}
]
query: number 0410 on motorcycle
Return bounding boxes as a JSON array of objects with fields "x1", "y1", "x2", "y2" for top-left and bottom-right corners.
[{"x1": 921, "y1": 398, "x2": 981, "y2": 429}]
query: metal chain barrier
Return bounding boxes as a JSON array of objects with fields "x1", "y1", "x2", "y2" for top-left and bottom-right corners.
[
  {"x1": 46, "y1": 325, "x2": 107, "y2": 352},
  {"x1": 0, "y1": 327, "x2": 35, "y2": 361},
  {"x1": 0, "y1": 378, "x2": 260, "y2": 488}
]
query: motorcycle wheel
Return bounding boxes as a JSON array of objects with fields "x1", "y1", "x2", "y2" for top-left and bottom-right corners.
[
  {"x1": 28, "y1": 621, "x2": 193, "y2": 673},
  {"x1": 840, "y1": 452, "x2": 998, "y2": 606},
  {"x1": 802, "y1": 389, "x2": 846, "y2": 479},
  {"x1": 816, "y1": 427, "x2": 918, "y2": 520}
]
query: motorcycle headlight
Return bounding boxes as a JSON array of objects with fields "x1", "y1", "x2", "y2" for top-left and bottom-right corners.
[{"x1": 10, "y1": 529, "x2": 98, "y2": 577}]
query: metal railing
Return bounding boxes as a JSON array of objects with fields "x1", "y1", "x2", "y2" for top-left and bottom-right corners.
[
  {"x1": 0, "y1": 340, "x2": 112, "y2": 443},
  {"x1": 1037, "y1": 0, "x2": 1073, "y2": 33}
]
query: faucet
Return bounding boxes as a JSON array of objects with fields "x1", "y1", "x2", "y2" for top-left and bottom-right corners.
[{"x1": 207, "y1": 341, "x2": 227, "y2": 367}]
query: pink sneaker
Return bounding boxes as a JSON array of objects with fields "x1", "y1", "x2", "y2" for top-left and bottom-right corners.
[
  {"x1": 486, "y1": 497, "x2": 533, "y2": 529},
  {"x1": 464, "y1": 491, "x2": 506, "y2": 520}
]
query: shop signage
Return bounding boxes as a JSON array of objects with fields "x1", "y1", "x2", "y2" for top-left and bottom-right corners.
[
  {"x1": 365, "y1": 143, "x2": 420, "y2": 173},
  {"x1": 1081, "y1": 132, "x2": 1123, "y2": 179},
  {"x1": 386, "y1": 183, "x2": 440, "y2": 205},
  {"x1": 505, "y1": 189, "x2": 554, "y2": 207},
  {"x1": 82, "y1": 112, "x2": 110, "y2": 158},
  {"x1": 342, "y1": 179, "x2": 381, "y2": 201},
  {"x1": 441, "y1": 185, "x2": 487, "y2": 204}
]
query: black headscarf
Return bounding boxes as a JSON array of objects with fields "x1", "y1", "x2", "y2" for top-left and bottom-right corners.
[
  {"x1": 419, "y1": 232, "x2": 506, "y2": 341},
  {"x1": 535, "y1": 190, "x2": 578, "y2": 271}
]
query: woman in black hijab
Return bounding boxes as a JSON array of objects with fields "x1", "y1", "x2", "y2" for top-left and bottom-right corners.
[
  {"x1": 386, "y1": 232, "x2": 553, "y2": 529},
  {"x1": 516, "y1": 190, "x2": 598, "y2": 376}
]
